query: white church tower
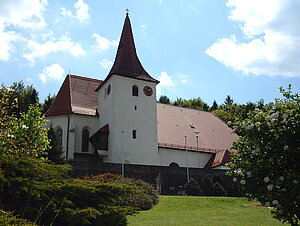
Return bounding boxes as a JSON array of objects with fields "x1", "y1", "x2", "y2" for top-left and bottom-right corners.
[{"x1": 92, "y1": 13, "x2": 160, "y2": 166}]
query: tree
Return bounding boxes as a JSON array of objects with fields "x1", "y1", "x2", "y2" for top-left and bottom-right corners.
[
  {"x1": 224, "y1": 95, "x2": 234, "y2": 106},
  {"x1": 200, "y1": 174, "x2": 215, "y2": 196},
  {"x1": 158, "y1": 95, "x2": 170, "y2": 104},
  {"x1": 0, "y1": 85, "x2": 17, "y2": 152},
  {"x1": 213, "y1": 182, "x2": 228, "y2": 196},
  {"x1": 0, "y1": 85, "x2": 49, "y2": 158},
  {"x1": 42, "y1": 93, "x2": 56, "y2": 114},
  {"x1": 228, "y1": 85, "x2": 300, "y2": 225},
  {"x1": 45, "y1": 126, "x2": 65, "y2": 164},
  {"x1": 185, "y1": 178, "x2": 202, "y2": 196},
  {"x1": 0, "y1": 81, "x2": 39, "y2": 117},
  {"x1": 172, "y1": 97, "x2": 209, "y2": 111},
  {"x1": 210, "y1": 100, "x2": 218, "y2": 111}
]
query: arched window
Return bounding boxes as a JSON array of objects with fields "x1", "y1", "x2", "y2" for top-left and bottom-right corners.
[
  {"x1": 169, "y1": 162, "x2": 180, "y2": 168},
  {"x1": 132, "y1": 85, "x2": 138, "y2": 96},
  {"x1": 55, "y1": 128, "x2": 63, "y2": 150},
  {"x1": 82, "y1": 128, "x2": 89, "y2": 152}
]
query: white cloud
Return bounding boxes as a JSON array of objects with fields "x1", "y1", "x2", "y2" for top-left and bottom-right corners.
[
  {"x1": 158, "y1": 71, "x2": 175, "y2": 87},
  {"x1": 0, "y1": 0, "x2": 47, "y2": 30},
  {"x1": 23, "y1": 34, "x2": 86, "y2": 64},
  {"x1": 38, "y1": 63, "x2": 65, "y2": 84},
  {"x1": 226, "y1": 0, "x2": 282, "y2": 37},
  {"x1": 177, "y1": 73, "x2": 188, "y2": 84},
  {"x1": 92, "y1": 33, "x2": 118, "y2": 51},
  {"x1": 141, "y1": 24, "x2": 147, "y2": 36},
  {"x1": 99, "y1": 59, "x2": 113, "y2": 70},
  {"x1": 0, "y1": 0, "x2": 47, "y2": 61},
  {"x1": 60, "y1": 0, "x2": 90, "y2": 23},
  {"x1": 0, "y1": 31, "x2": 19, "y2": 61},
  {"x1": 26, "y1": 78, "x2": 33, "y2": 83},
  {"x1": 60, "y1": 8, "x2": 73, "y2": 18},
  {"x1": 156, "y1": 71, "x2": 175, "y2": 97},
  {"x1": 206, "y1": 0, "x2": 300, "y2": 77}
]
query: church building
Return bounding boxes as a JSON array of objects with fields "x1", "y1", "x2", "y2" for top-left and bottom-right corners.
[{"x1": 45, "y1": 13, "x2": 238, "y2": 193}]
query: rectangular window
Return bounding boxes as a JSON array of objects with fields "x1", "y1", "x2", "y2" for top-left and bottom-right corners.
[{"x1": 132, "y1": 130, "x2": 136, "y2": 139}]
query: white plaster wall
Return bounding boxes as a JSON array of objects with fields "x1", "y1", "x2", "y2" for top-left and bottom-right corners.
[
  {"x1": 159, "y1": 148, "x2": 213, "y2": 168},
  {"x1": 46, "y1": 114, "x2": 99, "y2": 159},
  {"x1": 213, "y1": 165, "x2": 230, "y2": 170},
  {"x1": 70, "y1": 114, "x2": 99, "y2": 155},
  {"x1": 98, "y1": 75, "x2": 159, "y2": 165}
]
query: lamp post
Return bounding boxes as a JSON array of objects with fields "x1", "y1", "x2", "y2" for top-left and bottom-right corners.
[
  {"x1": 185, "y1": 136, "x2": 190, "y2": 182},
  {"x1": 121, "y1": 130, "x2": 124, "y2": 177},
  {"x1": 194, "y1": 131, "x2": 200, "y2": 168}
]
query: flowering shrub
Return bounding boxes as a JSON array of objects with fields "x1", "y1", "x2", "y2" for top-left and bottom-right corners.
[
  {"x1": 228, "y1": 86, "x2": 300, "y2": 225},
  {"x1": 0, "y1": 85, "x2": 49, "y2": 158}
]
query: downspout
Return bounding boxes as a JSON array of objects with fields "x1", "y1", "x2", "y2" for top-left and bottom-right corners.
[{"x1": 66, "y1": 114, "x2": 70, "y2": 160}]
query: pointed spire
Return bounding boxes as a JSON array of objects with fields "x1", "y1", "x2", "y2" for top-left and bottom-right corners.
[{"x1": 108, "y1": 13, "x2": 159, "y2": 83}]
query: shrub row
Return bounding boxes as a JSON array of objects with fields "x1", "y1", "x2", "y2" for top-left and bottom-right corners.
[
  {"x1": 0, "y1": 210, "x2": 36, "y2": 226},
  {"x1": 184, "y1": 174, "x2": 241, "y2": 196},
  {"x1": 84, "y1": 173, "x2": 158, "y2": 210},
  {"x1": 0, "y1": 156, "x2": 136, "y2": 225}
]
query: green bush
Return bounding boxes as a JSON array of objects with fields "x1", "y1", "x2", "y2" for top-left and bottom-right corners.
[
  {"x1": 56, "y1": 179, "x2": 136, "y2": 226},
  {"x1": 185, "y1": 178, "x2": 202, "y2": 196},
  {"x1": 213, "y1": 182, "x2": 228, "y2": 196},
  {"x1": 200, "y1": 174, "x2": 215, "y2": 196},
  {"x1": 0, "y1": 157, "x2": 136, "y2": 226},
  {"x1": 0, "y1": 210, "x2": 36, "y2": 226},
  {"x1": 85, "y1": 173, "x2": 158, "y2": 210},
  {"x1": 200, "y1": 174, "x2": 230, "y2": 196},
  {"x1": 0, "y1": 155, "x2": 71, "y2": 181}
]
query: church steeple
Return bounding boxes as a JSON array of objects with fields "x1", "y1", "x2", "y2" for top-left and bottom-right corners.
[{"x1": 107, "y1": 13, "x2": 159, "y2": 83}]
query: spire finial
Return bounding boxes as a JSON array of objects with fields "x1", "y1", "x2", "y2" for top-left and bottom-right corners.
[{"x1": 125, "y1": 8, "x2": 129, "y2": 16}]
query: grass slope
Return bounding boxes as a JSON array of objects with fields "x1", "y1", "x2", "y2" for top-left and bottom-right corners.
[{"x1": 128, "y1": 196, "x2": 286, "y2": 226}]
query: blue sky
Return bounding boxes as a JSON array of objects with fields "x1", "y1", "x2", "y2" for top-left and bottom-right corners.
[{"x1": 1, "y1": 0, "x2": 300, "y2": 106}]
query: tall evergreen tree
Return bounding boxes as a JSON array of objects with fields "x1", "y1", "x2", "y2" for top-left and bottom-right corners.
[
  {"x1": 158, "y1": 95, "x2": 171, "y2": 104},
  {"x1": 210, "y1": 100, "x2": 218, "y2": 111},
  {"x1": 45, "y1": 126, "x2": 65, "y2": 164},
  {"x1": 42, "y1": 94, "x2": 56, "y2": 114},
  {"x1": 224, "y1": 95, "x2": 234, "y2": 106}
]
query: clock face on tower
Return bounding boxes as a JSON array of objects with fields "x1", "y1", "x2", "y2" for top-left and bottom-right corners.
[{"x1": 143, "y1": 86, "x2": 153, "y2": 96}]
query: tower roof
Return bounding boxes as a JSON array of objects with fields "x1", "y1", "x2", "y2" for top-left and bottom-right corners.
[{"x1": 97, "y1": 13, "x2": 159, "y2": 90}]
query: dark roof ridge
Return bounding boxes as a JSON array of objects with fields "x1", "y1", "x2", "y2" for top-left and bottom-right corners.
[{"x1": 69, "y1": 74, "x2": 103, "y2": 83}]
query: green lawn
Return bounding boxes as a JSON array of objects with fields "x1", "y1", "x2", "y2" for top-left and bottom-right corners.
[{"x1": 127, "y1": 196, "x2": 286, "y2": 226}]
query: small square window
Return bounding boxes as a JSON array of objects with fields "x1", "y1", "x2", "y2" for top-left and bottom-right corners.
[{"x1": 132, "y1": 130, "x2": 136, "y2": 139}]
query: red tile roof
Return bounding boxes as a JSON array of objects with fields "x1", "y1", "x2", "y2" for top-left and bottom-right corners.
[
  {"x1": 96, "y1": 14, "x2": 158, "y2": 91},
  {"x1": 157, "y1": 104, "x2": 238, "y2": 153},
  {"x1": 45, "y1": 74, "x2": 103, "y2": 117},
  {"x1": 205, "y1": 149, "x2": 237, "y2": 168}
]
